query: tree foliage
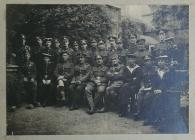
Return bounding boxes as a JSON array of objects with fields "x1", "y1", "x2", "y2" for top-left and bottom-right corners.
[
  {"x1": 7, "y1": 4, "x2": 112, "y2": 42},
  {"x1": 150, "y1": 5, "x2": 189, "y2": 30}
]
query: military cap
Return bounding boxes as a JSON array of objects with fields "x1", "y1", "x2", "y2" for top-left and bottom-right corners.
[
  {"x1": 73, "y1": 41, "x2": 79, "y2": 46},
  {"x1": 62, "y1": 36, "x2": 69, "y2": 40},
  {"x1": 96, "y1": 54, "x2": 103, "y2": 59},
  {"x1": 111, "y1": 54, "x2": 119, "y2": 60},
  {"x1": 81, "y1": 39, "x2": 87, "y2": 44},
  {"x1": 91, "y1": 39, "x2": 97, "y2": 43},
  {"x1": 127, "y1": 53, "x2": 136, "y2": 59},
  {"x1": 42, "y1": 52, "x2": 52, "y2": 58},
  {"x1": 44, "y1": 37, "x2": 52, "y2": 42},
  {"x1": 136, "y1": 38, "x2": 146, "y2": 45},
  {"x1": 77, "y1": 52, "x2": 86, "y2": 58},
  {"x1": 108, "y1": 35, "x2": 117, "y2": 41},
  {"x1": 98, "y1": 40, "x2": 105, "y2": 45}
]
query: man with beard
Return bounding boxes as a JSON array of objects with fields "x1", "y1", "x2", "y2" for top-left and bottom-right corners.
[
  {"x1": 69, "y1": 53, "x2": 91, "y2": 110},
  {"x1": 85, "y1": 55, "x2": 108, "y2": 114}
]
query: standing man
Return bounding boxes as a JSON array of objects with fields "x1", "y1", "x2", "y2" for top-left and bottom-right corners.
[
  {"x1": 54, "y1": 51, "x2": 74, "y2": 106},
  {"x1": 126, "y1": 33, "x2": 138, "y2": 54},
  {"x1": 85, "y1": 55, "x2": 108, "y2": 114},
  {"x1": 69, "y1": 53, "x2": 91, "y2": 110},
  {"x1": 151, "y1": 29, "x2": 169, "y2": 59},
  {"x1": 88, "y1": 39, "x2": 98, "y2": 66},
  {"x1": 80, "y1": 39, "x2": 91, "y2": 64},
  {"x1": 118, "y1": 53, "x2": 143, "y2": 117},
  {"x1": 39, "y1": 53, "x2": 55, "y2": 107},
  {"x1": 60, "y1": 36, "x2": 74, "y2": 57},
  {"x1": 105, "y1": 54, "x2": 124, "y2": 112},
  {"x1": 96, "y1": 40, "x2": 108, "y2": 66},
  {"x1": 116, "y1": 38, "x2": 126, "y2": 65},
  {"x1": 135, "y1": 38, "x2": 149, "y2": 67},
  {"x1": 72, "y1": 41, "x2": 80, "y2": 65},
  {"x1": 21, "y1": 52, "x2": 38, "y2": 109}
]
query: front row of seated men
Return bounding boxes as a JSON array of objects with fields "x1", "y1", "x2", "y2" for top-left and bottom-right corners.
[{"x1": 21, "y1": 49, "x2": 176, "y2": 121}]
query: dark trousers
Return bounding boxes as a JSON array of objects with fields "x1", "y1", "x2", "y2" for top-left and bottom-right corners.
[
  {"x1": 24, "y1": 81, "x2": 37, "y2": 105},
  {"x1": 119, "y1": 83, "x2": 139, "y2": 114},
  {"x1": 40, "y1": 83, "x2": 53, "y2": 105},
  {"x1": 69, "y1": 84, "x2": 86, "y2": 107}
]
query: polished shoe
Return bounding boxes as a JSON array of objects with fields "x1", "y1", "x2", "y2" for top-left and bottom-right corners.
[{"x1": 97, "y1": 107, "x2": 106, "y2": 113}]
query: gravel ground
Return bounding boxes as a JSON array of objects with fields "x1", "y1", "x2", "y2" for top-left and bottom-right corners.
[{"x1": 7, "y1": 106, "x2": 158, "y2": 135}]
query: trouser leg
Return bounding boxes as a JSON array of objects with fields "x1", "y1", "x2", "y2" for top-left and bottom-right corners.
[
  {"x1": 94, "y1": 85, "x2": 106, "y2": 109},
  {"x1": 85, "y1": 83, "x2": 95, "y2": 110}
]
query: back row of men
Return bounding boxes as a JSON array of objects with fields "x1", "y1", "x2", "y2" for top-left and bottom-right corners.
[{"x1": 12, "y1": 30, "x2": 180, "y2": 118}]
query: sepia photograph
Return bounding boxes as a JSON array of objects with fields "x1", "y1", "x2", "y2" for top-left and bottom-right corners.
[{"x1": 5, "y1": 3, "x2": 189, "y2": 135}]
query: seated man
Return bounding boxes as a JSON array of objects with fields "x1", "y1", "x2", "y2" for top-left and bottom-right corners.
[
  {"x1": 85, "y1": 55, "x2": 108, "y2": 114},
  {"x1": 105, "y1": 54, "x2": 124, "y2": 112},
  {"x1": 69, "y1": 53, "x2": 91, "y2": 110},
  {"x1": 21, "y1": 52, "x2": 38, "y2": 109},
  {"x1": 39, "y1": 53, "x2": 55, "y2": 107},
  {"x1": 54, "y1": 51, "x2": 74, "y2": 106},
  {"x1": 118, "y1": 53, "x2": 143, "y2": 117}
]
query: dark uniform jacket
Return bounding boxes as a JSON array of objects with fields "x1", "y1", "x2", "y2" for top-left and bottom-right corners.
[
  {"x1": 107, "y1": 64, "x2": 124, "y2": 83},
  {"x1": 21, "y1": 61, "x2": 37, "y2": 80},
  {"x1": 123, "y1": 65, "x2": 143, "y2": 90},
  {"x1": 39, "y1": 62, "x2": 54, "y2": 80},
  {"x1": 90, "y1": 65, "x2": 108, "y2": 85},
  {"x1": 72, "y1": 63, "x2": 91, "y2": 83},
  {"x1": 152, "y1": 67, "x2": 176, "y2": 93},
  {"x1": 54, "y1": 62, "x2": 74, "y2": 81}
]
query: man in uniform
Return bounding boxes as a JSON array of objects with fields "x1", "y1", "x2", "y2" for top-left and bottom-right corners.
[
  {"x1": 116, "y1": 38, "x2": 126, "y2": 64},
  {"x1": 21, "y1": 52, "x2": 38, "y2": 109},
  {"x1": 52, "y1": 38, "x2": 61, "y2": 64},
  {"x1": 85, "y1": 55, "x2": 108, "y2": 114},
  {"x1": 104, "y1": 54, "x2": 124, "y2": 112},
  {"x1": 41, "y1": 38, "x2": 55, "y2": 63},
  {"x1": 16, "y1": 34, "x2": 31, "y2": 67},
  {"x1": 107, "y1": 36, "x2": 118, "y2": 66},
  {"x1": 135, "y1": 38, "x2": 150, "y2": 67},
  {"x1": 96, "y1": 40, "x2": 108, "y2": 66},
  {"x1": 72, "y1": 41, "x2": 80, "y2": 65},
  {"x1": 69, "y1": 53, "x2": 91, "y2": 110},
  {"x1": 39, "y1": 53, "x2": 55, "y2": 106},
  {"x1": 135, "y1": 55, "x2": 155, "y2": 120},
  {"x1": 60, "y1": 36, "x2": 74, "y2": 57},
  {"x1": 88, "y1": 39, "x2": 98, "y2": 66},
  {"x1": 80, "y1": 39, "x2": 91, "y2": 64},
  {"x1": 151, "y1": 29, "x2": 169, "y2": 59},
  {"x1": 126, "y1": 33, "x2": 138, "y2": 54},
  {"x1": 54, "y1": 51, "x2": 74, "y2": 106},
  {"x1": 118, "y1": 53, "x2": 143, "y2": 117}
]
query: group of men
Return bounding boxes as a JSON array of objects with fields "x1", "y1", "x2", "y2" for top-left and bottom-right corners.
[{"x1": 11, "y1": 29, "x2": 180, "y2": 123}]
